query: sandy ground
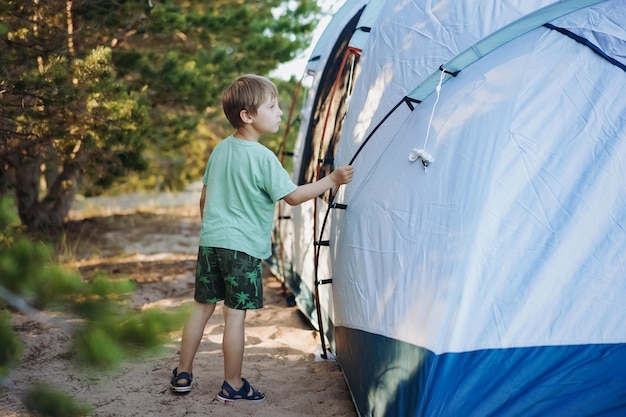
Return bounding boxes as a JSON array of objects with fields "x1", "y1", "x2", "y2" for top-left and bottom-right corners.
[{"x1": 1, "y1": 196, "x2": 357, "y2": 417}]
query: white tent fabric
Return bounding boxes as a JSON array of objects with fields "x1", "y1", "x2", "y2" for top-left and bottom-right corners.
[
  {"x1": 332, "y1": 0, "x2": 626, "y2": 354},
  {"x1": 277, "y1": 0, "x2": 626, "y2": 415}
]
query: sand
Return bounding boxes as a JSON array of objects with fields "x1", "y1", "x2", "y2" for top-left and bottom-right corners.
[{"x1": 1, "y1": 199, "x2": 357, "y2": 417}]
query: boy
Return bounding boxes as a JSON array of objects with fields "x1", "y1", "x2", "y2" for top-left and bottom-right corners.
[{"x1": 169, "y1": 74, "x2": 353, "y2": 403}]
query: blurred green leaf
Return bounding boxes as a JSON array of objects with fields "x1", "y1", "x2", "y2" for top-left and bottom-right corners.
[
  {"x1": 0, "y1": 311, "x2": 22, "y2": 376},
  {"x1": 24, "y1": 382, "x2": 91, "y2": 417}
]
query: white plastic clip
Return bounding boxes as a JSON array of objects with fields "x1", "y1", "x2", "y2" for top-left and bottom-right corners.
[{"x1": 409, "y1": 148, "x2": 433, "y2": 169}]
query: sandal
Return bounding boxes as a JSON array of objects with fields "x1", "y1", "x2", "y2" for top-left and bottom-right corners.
[
  {"x1": 216, "y1": 378, "x2": 265, "y2": 403},
  {"x1": 170, "y1": 367, "x2": 193, "y2": 394}
]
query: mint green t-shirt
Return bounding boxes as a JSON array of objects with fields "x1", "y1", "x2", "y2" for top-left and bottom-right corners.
[{"x1": 199, "y1": 136, "x2": 297, "y2": 259}]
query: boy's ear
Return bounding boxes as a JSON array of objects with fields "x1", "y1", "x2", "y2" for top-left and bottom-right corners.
[{"x1": 240, "y1": 109, "x2": 253, "y2": 124}]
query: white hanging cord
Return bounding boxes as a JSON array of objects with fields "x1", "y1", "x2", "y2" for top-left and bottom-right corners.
[
  {"x1": 409, "y1": 67, "x2": 447, "y2": 171},
  {"x1": 423, "y1": 68, "x2": 445, "y2": 150},
  {"x1": 408, "y1": 148, "x2": 433, "y2": 165}
]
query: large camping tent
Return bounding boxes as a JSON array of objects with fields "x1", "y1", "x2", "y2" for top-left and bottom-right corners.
[{"x1": 271, "y1": 0, "x2": 626, "y2": 415}]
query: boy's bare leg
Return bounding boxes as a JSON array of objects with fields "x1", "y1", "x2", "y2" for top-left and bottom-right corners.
[
  {"x1": 222, "y1": 305, "x2": 247, "y2": 390},
  {"x1": 176, "y1": 301, "x2": 216, "y2": 383}
]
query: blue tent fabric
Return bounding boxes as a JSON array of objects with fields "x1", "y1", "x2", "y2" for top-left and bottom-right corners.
[{"x1": 337, "y1": 327, "x2": 626, "y2": 416}]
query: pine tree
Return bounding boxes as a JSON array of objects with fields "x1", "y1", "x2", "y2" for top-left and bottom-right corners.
[{"x1": 0, "y1": 0, "x2": 319, "y2": 231}]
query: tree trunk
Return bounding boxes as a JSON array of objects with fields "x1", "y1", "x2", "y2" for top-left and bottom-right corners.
[
  {"x1": 15, "y1": 160, "x2": 79, "y2": 232},
  {"x1": 0, "y1": 164, "x2": 13, "y2": 197},
  {"x1": 14, "y1": 161, "x2": 40, "y2": 229}
]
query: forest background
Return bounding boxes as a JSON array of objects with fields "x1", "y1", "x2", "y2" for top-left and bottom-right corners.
[
  {"x1": 0, "y1": 1, "x2": 340, "y2": 416},
  {"x1": 0, "y1": 0, "x2": 323, "y2": 232}
]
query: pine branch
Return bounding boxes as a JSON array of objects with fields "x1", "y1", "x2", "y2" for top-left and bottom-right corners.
[{"x1": 0, "y1": 284, "x2": 73, "y2": 335}]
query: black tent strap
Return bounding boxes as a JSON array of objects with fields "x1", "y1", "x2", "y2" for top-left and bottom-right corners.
[
  {"x1": 439, "y1": 65, "x2": 460, "y2": 77},
  {"x1": 278, "y1": 215, "x2": 291, "y2": 220},
  {"x1": 318, "y1": 157, "x2": 334, "y2": 164},
  {"x1": 282, "y1": 151, "x2": 294, "y2": 157},
  {"x1": 405, "y1": 96, "x2": 422, "y2": 111},
  {"x1": 315, "y1": 240, "x2": 330, "y2": 247},
  {"x1": 543, "y1": 24, "x2": 626, "y2": 73},
  {"x1": 318, "y1": 278, "x2": 333, "y2": 286},
  {"x1": 331, "y1": 202, "x2": 347, "y2": 210},
  {"x1": 348, "y1": 21, "x2": 626, "y2": 169},
  {"x1": 348, "y1": 97, "x2": 414, "y2": 165}
]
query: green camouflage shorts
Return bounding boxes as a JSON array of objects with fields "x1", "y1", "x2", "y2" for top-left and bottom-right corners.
[{"x1": 194, "y1": 247, "x2": 263, "y2": 310}]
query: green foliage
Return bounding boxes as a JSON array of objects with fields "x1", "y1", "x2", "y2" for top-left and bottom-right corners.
[
  {"x1": 76, "y1": 305, "x2": 188, "y2": 367},
  {"x1": 70, "y1": 46, "x2": 152, "y2": 194},
  {"x1": 0, "y1": 197, "x2": 186, "y2": 412},
  {"x1": 0, "y1": 197, "x2": 20, "y2": 235},
  {"x1": 0, "y1": 237, "x2": 84, "y2": 308},
  {"x1": 0, "y1": 311, "x2": 22, "y2": 377},
  {"x1": 24, "y1": 383, "x2": 91, "y2": 417}
]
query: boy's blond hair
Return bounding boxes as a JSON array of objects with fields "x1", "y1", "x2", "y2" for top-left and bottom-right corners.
[{"x1": 222, "y1": 74, "x2": 279, "y2": 129}]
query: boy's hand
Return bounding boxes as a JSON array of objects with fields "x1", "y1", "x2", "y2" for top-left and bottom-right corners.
[
  {"x1": 284, "y1": 165, "x2": 354, "y2": 206},
  {"x1": 333, "y1": 165, "x2": 354, "y2": 185}
]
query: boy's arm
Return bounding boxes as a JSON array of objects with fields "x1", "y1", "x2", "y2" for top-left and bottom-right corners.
[
  {"x1": 199, "y1": 185, "x2": 206, "y2": 221},
  {"x1": 283, "y1": 165, "x2": 353, "y2": 206}
]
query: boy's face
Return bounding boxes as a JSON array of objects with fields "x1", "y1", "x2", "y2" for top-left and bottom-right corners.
[{"x1": 250, "y1": 95, "x2": 283, "y2": 134}]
